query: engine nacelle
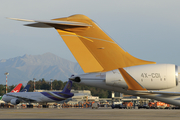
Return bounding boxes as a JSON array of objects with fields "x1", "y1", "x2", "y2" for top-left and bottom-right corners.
[
  {"x1": 10, "y1": 98, "x2": 20, "y2": 105},
  {"x1": 106, "y1": 64, "x2": 178, "y2": 90}
]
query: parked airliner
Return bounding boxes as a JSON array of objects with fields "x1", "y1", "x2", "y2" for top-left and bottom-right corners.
[{"x1": 2, "y1": 80, "x2": 74, "y2": 107}]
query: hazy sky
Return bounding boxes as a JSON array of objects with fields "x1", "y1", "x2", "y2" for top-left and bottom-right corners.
[{"x1": 1, "y1": 0, "x2": 180, "y2": 65}]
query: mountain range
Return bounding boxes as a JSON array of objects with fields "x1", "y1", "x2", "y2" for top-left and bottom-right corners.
[{"x1": 0, "y1": 53, "x2": 84, "y2": 85}]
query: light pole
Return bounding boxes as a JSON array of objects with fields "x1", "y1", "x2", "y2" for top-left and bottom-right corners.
[
  {"x1": 50, "y1": 79, "x2": 53, "y2": 91},
  {"x1": 4, "y1": 72, "x2": 9, "y2": 94},
  {"x1": 33, "y1": 78, "x2": 36, "y2": 92}
]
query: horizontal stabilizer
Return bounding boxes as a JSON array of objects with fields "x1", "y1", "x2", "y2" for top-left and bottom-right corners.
[{"x1": 7, "y1": 17, "x2": 91, "y2": 28}]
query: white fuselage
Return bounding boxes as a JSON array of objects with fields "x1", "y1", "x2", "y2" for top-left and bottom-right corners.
[
  {"x1": 2, "y1": 91, "x2": 73, "y2": 104},
  {"x1": 3, "y1": 92, "x2": 51, "y2": 103}
]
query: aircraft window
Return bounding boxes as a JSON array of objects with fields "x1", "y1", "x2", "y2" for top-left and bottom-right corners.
[
  {"x1": 164, "y1": 78, "x2": 166, "y2": 81},
  {"x1": 151, "y1": 79, "x2": 153, "y2": 81},
  {"x1": 141, "y1": 79, "x2": 143, "y2": 82}
]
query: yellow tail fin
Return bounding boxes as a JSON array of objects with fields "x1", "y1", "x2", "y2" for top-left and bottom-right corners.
[
  {"x1": 9, "y1": 14, "x2": 156, "y2": 73},
  {"x1": 53, "y1": 14, "x2": 155, "y2": 73}
]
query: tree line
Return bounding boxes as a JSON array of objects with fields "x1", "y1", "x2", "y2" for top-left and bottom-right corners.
[{"x1": 0, "y1": 78, "x2": 112, "y2": 98}]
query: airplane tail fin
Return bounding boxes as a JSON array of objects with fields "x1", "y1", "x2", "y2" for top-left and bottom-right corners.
[
  {"x1": 0, "y1": 96, "x2": 2, "y2": 100},
  {"x1": 10, "y1": 83, "x2": 22, "y2": 93},
  {"x1": 8, "y1": 15, "x2": 156, "y2": 73},
  {"x1": 20, "y1": 84, "x2": 30, "y2": 92},
  {"x1": 62, "y1": 80, "x2": 72, "y2": 93}
]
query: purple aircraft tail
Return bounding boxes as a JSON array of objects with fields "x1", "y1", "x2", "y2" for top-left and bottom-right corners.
[{"x1": 62, "y1": 80, "x2": 72, "y2": 93}]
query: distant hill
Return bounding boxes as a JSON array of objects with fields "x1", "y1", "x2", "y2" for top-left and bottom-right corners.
[{"x1": 0, "y1": 53, "x2": 84, "y2": 85}]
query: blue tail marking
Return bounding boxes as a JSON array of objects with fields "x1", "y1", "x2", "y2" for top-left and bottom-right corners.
[{"x1": 20, "y1": 84, "x2": 30, "y2": 92}]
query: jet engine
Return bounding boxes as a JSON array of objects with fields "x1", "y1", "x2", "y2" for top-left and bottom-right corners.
[
  {"x1": 10, "y1": 98, "x2": 20, "y2": 105},
  {"x1": 70, "y1": 64, "x2": 178, "y2": 90},
  {"x1": 106, "y1": 64, "x2": 178, "y2": 90}
]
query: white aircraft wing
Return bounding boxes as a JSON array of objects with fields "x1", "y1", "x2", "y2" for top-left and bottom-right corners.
[{"x1": 134, "y1": 90, "x2": 180, "y2": 96}]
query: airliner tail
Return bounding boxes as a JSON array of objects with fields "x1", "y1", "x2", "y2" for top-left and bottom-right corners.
[{"x1": 62, "y1": 80, "x2": 72, "y2": 93}]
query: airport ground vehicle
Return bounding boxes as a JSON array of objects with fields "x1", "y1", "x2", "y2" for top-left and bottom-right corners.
[
  {"x1": 153, "y1": 102, "x2": 170, "y2": 109},
  {"x1": 111, "y1": 98, "x2": 123, "y2": 109},
  {"x1": 122, "y1": 102, "x2": 133, "y2": 109},
  {"x1": 143, "y1": 102, "x2": 170, "y2": 109},
  {"x1": 92, "y1": 102, "x2": 99, "y2": 109},
  {"x1": 111, "y1": 98, "x2": 133, "y2": 109}
]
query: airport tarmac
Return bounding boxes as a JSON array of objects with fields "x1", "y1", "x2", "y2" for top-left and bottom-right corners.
[{"x1": 0, "y1": 108, "x2": 180, "y2": 120}]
